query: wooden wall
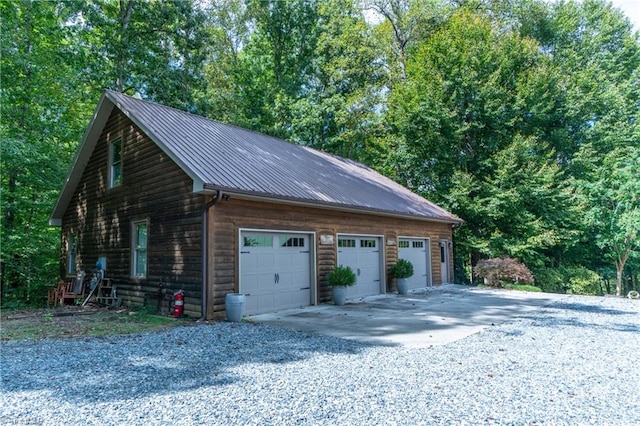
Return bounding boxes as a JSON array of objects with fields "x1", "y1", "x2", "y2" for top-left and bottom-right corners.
[
  {"x1": 206, "y1": 197, "x2": 454, "y2": 319},
  {"x1": 61, "y1": 109, "x2": 205, "y2": 317}
]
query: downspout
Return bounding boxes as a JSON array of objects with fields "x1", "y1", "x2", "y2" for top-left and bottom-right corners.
[{"x1": 198, "y1": 190, "x2": 223, "y2": 322}]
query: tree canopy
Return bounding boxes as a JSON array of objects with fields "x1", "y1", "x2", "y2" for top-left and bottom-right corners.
[{"x1": 2, "y1": 0, "x2": 638, "y2": 306}]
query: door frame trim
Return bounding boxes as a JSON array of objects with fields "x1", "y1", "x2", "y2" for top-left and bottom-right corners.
[
  {"x1": 238, "y1": 228, "x2": 317, "y2": 306},
  {"x1": 439, "y1": 239, "x2": 450, "y2": 285}
]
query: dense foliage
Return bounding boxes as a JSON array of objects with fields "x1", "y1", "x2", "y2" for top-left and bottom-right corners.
[
  {"x1": 389, "y1": 258, "x2": 414, "y2": 279},
  {"x1": 2, "y1": 0, "x2": 639, "y2": 306},
  {"x1": 327, "y1": 265, "x2": 357, "y2": 287}
]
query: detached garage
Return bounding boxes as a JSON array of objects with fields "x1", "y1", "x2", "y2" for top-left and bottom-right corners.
[{"x1": 50, "y1": 90, "x2": 462, "y2": 319}]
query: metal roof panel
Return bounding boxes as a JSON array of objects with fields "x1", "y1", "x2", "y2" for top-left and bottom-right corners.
[{"x1": 104, "y1": 90, "x2": 461, "y2": 223}]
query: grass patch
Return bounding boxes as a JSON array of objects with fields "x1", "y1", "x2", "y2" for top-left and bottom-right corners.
[
  {"x1": 504, "y1": 283, "x2": 542, "y2": 292},
  {"x1": 0, "y1": 308, "x2": 184, "y2": 341}
]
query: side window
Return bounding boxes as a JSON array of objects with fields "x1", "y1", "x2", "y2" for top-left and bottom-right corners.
[
  {"x1": 109, "y1": 137, "x2": 122, "y2": 188},
  {"x1": 132, "y1": 220, "x2": 148, "y2": 278},
  {"x1": 66, "y1": 233, "x2": 77, "y2": 275}
]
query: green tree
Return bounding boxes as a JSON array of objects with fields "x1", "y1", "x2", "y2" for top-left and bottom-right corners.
[
  {"x1": 1, "y1": 0, "x2": 92, "y2": 304},
  {"x1": 575, "y1": 145, "x2": 640, "y2": 296},
  {"x1": 288, "y1": 0, "x2": 387, "y2": 164},
  {"x1": 386, "y1": 8, "x2": 575, "y2": 274}
]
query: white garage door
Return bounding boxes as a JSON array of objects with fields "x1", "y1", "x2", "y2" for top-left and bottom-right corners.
[
  {"x1": 399, "y1": 238, "x2": 431, "y2": 291},
  {"x1": 337, "y1": 236, "x2": 383, "y2": 299},
  {"x1": 240, "y1": 231, "x2": 312, "y2": 315}
]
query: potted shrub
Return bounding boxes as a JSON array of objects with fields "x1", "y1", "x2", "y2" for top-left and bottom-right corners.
[
  {"x1": 327, "y1": 265, "x2": 357, "y2": 305},
  {"x1": 389, "y1": 259, "x2": 414, "y2": 295}
]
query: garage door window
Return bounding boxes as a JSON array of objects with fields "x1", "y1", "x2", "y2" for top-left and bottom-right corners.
[
  {"x1": 413, "y1": 241, "x2": 424, "y2": 248},
  {"x1": 338, "y1": 239, "x2": 356, "y2": 248},
  {"x1": 280, "y1": 236, "x2": 305, "y2": 247},
  {"x1": 399, "y1": 241, "x2": 409, "y2": 248},
  {"x1": 361, "y1": 239, "x2": 377, "y2": 248},
  {"x1": 244, "y1": 235, "x2": 273, "y2": 247}
]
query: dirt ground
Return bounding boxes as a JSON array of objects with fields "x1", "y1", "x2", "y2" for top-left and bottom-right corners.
[{"x1": 0, "y1": 305, "x2": 182, "y2": 341}]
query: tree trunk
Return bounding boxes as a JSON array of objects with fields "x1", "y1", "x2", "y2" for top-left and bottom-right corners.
[
  {"x1": 615, "y1": 249, "x2": 629, "y2": 296},
  {"x1": 616, "y1": 261, "x2": 624, "y2": 296}
]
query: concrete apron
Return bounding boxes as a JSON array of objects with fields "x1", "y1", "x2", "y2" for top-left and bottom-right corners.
[{"x1": 246, "y1": 285, "x2": 568, "y2": 348}]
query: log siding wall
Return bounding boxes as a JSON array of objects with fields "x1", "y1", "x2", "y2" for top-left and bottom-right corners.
[
  {"x1": 60, "y1": 109, "x2": 205, "y2": 317},
  {"x1": 206, "y1": 198, "x2": 453, "y2": 319}
]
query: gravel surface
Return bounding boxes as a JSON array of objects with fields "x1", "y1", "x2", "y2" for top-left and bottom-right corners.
[{"x1": 1, "y1": 292, "x2": 639, "y2": 425}]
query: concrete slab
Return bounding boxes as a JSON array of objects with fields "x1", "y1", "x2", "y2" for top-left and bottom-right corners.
[{"x1": 246, "y1": 285, "x2": 568, "y2": 348}]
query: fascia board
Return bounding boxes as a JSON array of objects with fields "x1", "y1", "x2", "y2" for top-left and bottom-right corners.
[{"x1": 202, "y1": 185, "x2": 463, "y2": 225}]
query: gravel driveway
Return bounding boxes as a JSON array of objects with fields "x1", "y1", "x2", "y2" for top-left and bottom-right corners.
[{"x1": 1, "y1": 291, "x2": 639, "y2": 425}]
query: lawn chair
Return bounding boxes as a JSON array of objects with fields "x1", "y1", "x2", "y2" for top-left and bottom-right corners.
[
  {"x1": 47, "y1": 281, "x2": 65, "y2": 306},
  {"x1": 57, "y1": 271, "x2": 87, "y2": 306}
]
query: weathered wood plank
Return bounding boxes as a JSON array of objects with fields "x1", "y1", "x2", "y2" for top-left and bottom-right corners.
[{"x1": 61, "y1": 109, "x2": 205, "y2": 317}]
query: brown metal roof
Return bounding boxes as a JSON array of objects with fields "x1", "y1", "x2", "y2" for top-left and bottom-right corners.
[{"x1": 50, "y1": 90, "x2": 461, "y2": 224}]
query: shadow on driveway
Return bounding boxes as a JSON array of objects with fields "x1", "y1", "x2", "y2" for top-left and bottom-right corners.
[{"x1": 248, "y1": 285, "x2": 570, "y2": 348}]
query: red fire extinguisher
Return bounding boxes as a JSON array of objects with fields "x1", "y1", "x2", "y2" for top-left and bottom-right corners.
[{"x1": 173, "y1": 290, "x2": 184, "y2": 318}]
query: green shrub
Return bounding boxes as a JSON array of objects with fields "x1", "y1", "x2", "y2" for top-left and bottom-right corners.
[
  {"x1": 563, "y1": 266, "x2": 601, "y2": 295},
  {"x1": 531, "y1": 267, "x2": 565, "y2": 294},
  {"x1": 389, "y1": 259, "x2": 414, "y2": 279},
  {"x1": 327, "y1": 265, "x2": 357, "y2": 287},
  {"x1": 1, "y1": 281, "x2": 52, "y2": 310},
  {"x1": 532, "y1": 266, "x2": 601, "y2": 295},
  {"x1": 504, "y1": 283, "x2": 542, "y2": 292}
]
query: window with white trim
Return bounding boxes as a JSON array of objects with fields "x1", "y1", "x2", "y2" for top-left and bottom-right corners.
[
  {"x1": 132, "y1": 220, "x2": 148, "y2": 278},
  {"x1": 280, "y1": 236, "x2": 305, "y2": 247},
  {"x1": 109, "y1": 137, "x2": 122, "y2": 188},
  {"x1": 360, "y1": 239, "x2": 376, "y2": 248},
  {"x1": 66, "y1": 233, "x2": 77, "y2": 275},
  {"x1": 243, "y1": 235, "x2": 273, "y2": 247},
  {"x1": 338, "y1": 238, "x2": 356, "y2": 248}
]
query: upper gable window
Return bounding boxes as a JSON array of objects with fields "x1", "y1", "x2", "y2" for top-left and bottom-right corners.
[{"x1": 109, "y1": 138, "x2": 122, "y2": 188}]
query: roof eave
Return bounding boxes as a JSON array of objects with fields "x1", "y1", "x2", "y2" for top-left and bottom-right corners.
[{"x1": 202, "y1": 185, "x2": 463, "y2": 225}]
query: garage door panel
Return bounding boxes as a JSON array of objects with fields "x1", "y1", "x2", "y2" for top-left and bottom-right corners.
[
  {"x1": 399, "y1": 238, "x2": 430, "y2": 291},
  {"x1": 258, "y1": 253, "x2": 276, "y2": 270},
  {"x1": 240, "y1": 231, "x2": 312, "y2": 315},
  {"x1": 338, "y1": 236, "x2": 382, "y2": 300}
]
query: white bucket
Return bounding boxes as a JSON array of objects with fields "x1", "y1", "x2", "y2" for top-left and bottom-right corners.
[{"x1": 225, "y1": 293, "x2": 246, "y2": 322}]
